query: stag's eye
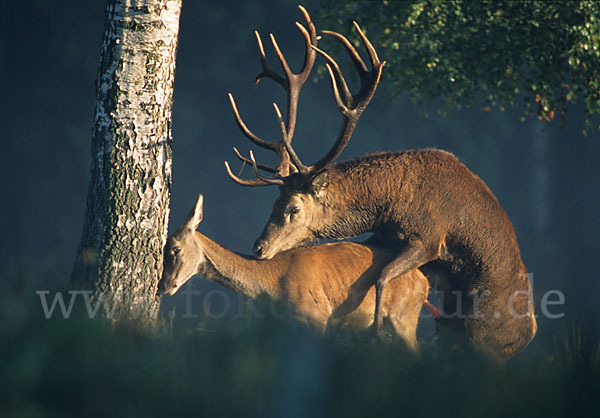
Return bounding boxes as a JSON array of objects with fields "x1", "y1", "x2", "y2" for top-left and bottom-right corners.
[
  {"x1": 291, "y1": 206, "x2": 301, "y2": 215},
  {"x1": 173, "y1": 247, "x2": 181, "y2": 255}
]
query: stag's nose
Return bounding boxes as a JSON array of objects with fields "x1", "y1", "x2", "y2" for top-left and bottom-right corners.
[{"x1": 253, "y1": 240, "x2": 266, "y2": 259}]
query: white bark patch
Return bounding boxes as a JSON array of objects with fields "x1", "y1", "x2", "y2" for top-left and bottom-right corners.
[
  {"x1": 98, "y1": 0, "x2": 179, "y2": 234},
  {"x1": 119, "y1": 1, "x2": 177, "y2": 217}
]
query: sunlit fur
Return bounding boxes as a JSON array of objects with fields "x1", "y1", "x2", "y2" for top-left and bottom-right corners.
[
  {"x1": 254, "y1": 149, "x2": 537, "y2": 359},
  {"x1": 158, "y1": 195, "x2": 429, "y2": 349}
]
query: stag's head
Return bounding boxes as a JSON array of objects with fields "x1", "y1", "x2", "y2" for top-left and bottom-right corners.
[
  {"x1": 158, "y1": 195, "x2": 205, "y2": 296},
  {"x1": 251, "y1": 170, "x2": 331, "y2": 259},
  {"x1": 225, "y1": 6, "x2": 384, "y2": 259}
]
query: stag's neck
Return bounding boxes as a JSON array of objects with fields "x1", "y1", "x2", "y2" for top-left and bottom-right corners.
[
  {"x1": 195, "y1": 232, "x2": 282, "y2": 299},
  {"x1": 315, "y1": 208, "x2": 376, "y2": 240},
  {"x1": 316, "y1": 159, "x2": 403, "y2": 240}
]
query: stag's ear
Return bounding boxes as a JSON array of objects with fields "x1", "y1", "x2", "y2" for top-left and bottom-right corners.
[
  {"x1": 184, "y1": 194, "x2": 204, "y2": 230},
  {"x1": 309, "y1": 170, "x2": 329, "y2": 197}
]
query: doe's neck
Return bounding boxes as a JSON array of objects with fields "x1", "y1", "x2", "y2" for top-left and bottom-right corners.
[{"x1": 195, "y1": 232, "x2": 282, "y2": 299}]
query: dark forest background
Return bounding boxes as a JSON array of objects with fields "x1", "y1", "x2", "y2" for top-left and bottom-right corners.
[
  {"x1": 1, "y1": 0, "x2": 599, "y2": 383},
  {"x1": 2, "y1": 1, "x2": 599, "y2": 416}
]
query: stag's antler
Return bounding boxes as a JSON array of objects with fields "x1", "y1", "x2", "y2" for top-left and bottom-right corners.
[
  {"x1": 225, "y1": 8, "x2": 384, "y2": 186},
  {"x1": 309, "y1": 22, "x2": 386, "y2": 172},
  {"x1": 225, "y1": 5, "x2": 317, "y2": 186}
]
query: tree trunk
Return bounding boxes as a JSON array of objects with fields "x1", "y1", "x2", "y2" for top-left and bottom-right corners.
[{"x1": 71, "y1": 0, "x2": 182, "y2": 322}]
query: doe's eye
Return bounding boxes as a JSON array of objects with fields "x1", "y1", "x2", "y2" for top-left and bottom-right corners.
[
  {"x1": 291, "y1": 206, "x2": 301, "y2": 215},
  {"x1": 173, "y1": 247, "x2": 181, "y2": 255}
]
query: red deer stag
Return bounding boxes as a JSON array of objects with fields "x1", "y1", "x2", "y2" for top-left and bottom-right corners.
[
  {"x1": 224, "y1": 7, "x2": 536, "y2": 359},
  {"x1": 158, "y1": 194, "x2": 430, "y2": 350}
]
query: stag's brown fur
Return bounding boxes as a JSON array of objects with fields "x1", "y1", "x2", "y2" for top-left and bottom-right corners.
[
  {"x1": 256, "y1": 149, "x2": 537, "y2": 359},
  {"x1": 158, "y1": 195, "x2": 429, "y2": 349}
]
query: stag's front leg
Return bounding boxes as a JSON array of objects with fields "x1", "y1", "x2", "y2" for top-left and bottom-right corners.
[{"x1": 374, "y1": 237, "x2": 433, "y2": 338}]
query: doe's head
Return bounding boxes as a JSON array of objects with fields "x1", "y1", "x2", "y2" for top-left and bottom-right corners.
[{"x1": 158, "y1": 194, "x2": 205, "y2": 296}]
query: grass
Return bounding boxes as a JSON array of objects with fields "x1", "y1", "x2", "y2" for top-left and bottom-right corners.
[{"x1": 1, "y1": 292, "x2": 599, "y2": 418}]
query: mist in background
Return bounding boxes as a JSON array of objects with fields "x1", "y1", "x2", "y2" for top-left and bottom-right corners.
[{"x1": 2, "y1": 0, "x2": 599, "y2": 348}]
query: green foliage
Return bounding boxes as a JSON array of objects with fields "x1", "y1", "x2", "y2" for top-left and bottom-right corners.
[{"x1": 319, "y1": 0, "x2": 600, "y2": 131}]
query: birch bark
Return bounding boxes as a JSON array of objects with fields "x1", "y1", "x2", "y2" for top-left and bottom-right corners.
[{"x1": 71, "y1": 0, "x2": 182, "y2": 322}]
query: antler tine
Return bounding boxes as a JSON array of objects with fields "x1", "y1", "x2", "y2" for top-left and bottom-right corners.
[
  {"x1": 323, "y1": 64, "x2": 351, "y2": 115},
  {"x1": 269, "y1": 34, "x2": 293, "y2": 82},
  {"x1": 320, "y1": 29, "x2": 368, "y2": 75},
  {"x1": 228, "y1": 93, "x2": 279, "y2": 152},
  {"x1": 224, "y1": 161, "x2": 279, "y2": 187},
  {"x1": 267, "y1": 5, "x2": 318, "y2": 173},
  {"x1": 233, "y1": 147, "x2": 277, "y2": 174},
  {"x1": 225, "y1": 146, "x2": 285, "y2": 187},
  {"x1": 249, "y1": 151, "x2": 285, "y2": 185},
  {"x1": 311, "y1": 45, "x2": 353, "y2": 110},
  {"x1": 273, "y1": 103, "x2": 306, "y2": 172},
  {"x1": 254, "y1": 31, "x2": 286, "y2": 88},
  {"x1": 310, "y1": 23, "x2": 386, "y2": 172},
  {"x1": 352, "y1": 21, "x2": 382, "y2": 69},
  {"x1": 296, "y1": 4, "x2": 318, "y2": 82}
]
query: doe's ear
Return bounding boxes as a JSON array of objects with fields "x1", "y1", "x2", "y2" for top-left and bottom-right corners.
[
  {"x1": 309, "y1": 170, "x2": 329, "y2": 197},
  {"x1": 184, "y1": 194, "x2": 204, "y2": 230}
]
